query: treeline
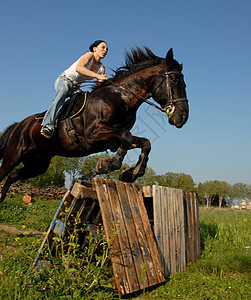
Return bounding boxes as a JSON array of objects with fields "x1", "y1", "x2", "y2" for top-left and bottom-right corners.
[{"x1": 19, "y1": 153, "x2": 250, "y2": 208}]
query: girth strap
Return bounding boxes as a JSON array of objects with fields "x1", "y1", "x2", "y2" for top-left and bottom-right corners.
[
  {"x1": 65, "y1": 117, "x2": 91, "y2": 152},
  {"x1": 65, "y1": 118, "x2": 82, "y2": 149}
]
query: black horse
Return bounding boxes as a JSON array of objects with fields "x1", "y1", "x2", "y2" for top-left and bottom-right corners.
[{"x1": 0, "y1": 47, "x2": 188, "y2": 202}]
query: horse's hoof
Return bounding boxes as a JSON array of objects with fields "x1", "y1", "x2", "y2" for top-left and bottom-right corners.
[
  {"x1": 95, "y1": 158, "x2": 110, "y2": 174},
  {"x1": 119, "y1": 168, "x2": 136, "y2": 183}
]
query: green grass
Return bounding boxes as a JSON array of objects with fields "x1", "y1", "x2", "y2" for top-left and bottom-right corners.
[
  {"x1": 143, "y1": 209, "x2": 251, "y2": 299},
  {"x1": 0, "y1": 196, "x2": 250, "y2": 299},
  {"x1": 0, "y1": 195, "x2": 114, "y2": 299},
  {"x1": 0, "y1": 195, "x2": 60, "y2": 231}
]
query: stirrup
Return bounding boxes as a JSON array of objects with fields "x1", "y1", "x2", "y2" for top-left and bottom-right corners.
[{"x1": 40, "y1": 126, "x2": 54, "y2": 139}]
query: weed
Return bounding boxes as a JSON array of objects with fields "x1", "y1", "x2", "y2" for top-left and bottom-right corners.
[{"x1": 0, "y1": 197, "x2": 250, "y2": 299}]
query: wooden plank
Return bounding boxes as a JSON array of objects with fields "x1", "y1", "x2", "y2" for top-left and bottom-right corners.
[
  {"x1": 124, "y1": 183, "x2": 158, "y2": 286},
  {"x1": 161, "y1": 187, "x2": 171, "y2": 276},
  {"x1": 188, "y1": 192, "x2": 193, "y2": 263},
  {"x1": 153, "y1": 185, "x2": 164, "y2": 270},
  {"x1": 132, "y1": 184, "x2": 165, "y2": 283},
  {"x1": 178, "y1": 189, "x2": 186, "y2": 271},
  {"x1": 190, "y1": 192, "x2": 196, "y2": 262},
  {"x1": 184, "y1": 192, "x2": 192, "y2": 263},
  {"x1": 106, "y1": 180, "x2": 143, "y2": 292},
  {"x1": 193, "y1": 193, "x2": 200, "y2": 260},
  {"x1": 195, "y1": 194, "x2": 201, "y2": 259},
  {"x1": 91, "y1": 177, "x2": 129, "y2": 295},
  {"x1": 70, "y1": 181, "x2": 97, "y2": 200},
  {"x1": 168, "y1": 188, "x2": 176, "y2": 274},
  {"x1": 142, "y1": 186, "x2": 152, "y2": 197},
  {"x1": 33, "y1": 190, "x2": 74, "y2": 267},
  {"x1": 172, "y1": 189, "x2": 180, "y2": 272},
  {"x1": 192, "y1": 193, "x2": 197, "y2": 261}
]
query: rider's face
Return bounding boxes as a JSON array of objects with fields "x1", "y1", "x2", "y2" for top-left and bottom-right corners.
[{"x1": 93, "y1": 42, "x2": 108, "y2": 59}]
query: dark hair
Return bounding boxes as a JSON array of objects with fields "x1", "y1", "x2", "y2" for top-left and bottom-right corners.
[{"x1": 89, "y1": 40, "x2": 107, "y2": 52}]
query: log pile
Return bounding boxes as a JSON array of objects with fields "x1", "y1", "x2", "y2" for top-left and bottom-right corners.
[{"x1": 0, "y1": 182, "x2": 67, "y2": 200}]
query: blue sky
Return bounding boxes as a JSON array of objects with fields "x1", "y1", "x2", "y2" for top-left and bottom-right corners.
[{"x1": 1, "y1": 0, "x2": 250, "y2": 185}]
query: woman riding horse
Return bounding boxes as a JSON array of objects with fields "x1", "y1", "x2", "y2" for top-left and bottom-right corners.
[{"x1": 0, "y1": 46, "x2": 189, "y2": 203}]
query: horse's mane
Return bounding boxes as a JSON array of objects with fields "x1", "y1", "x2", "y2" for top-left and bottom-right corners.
[{"x1": 92, "y1": 46, "x2": 163, "y2": 91}]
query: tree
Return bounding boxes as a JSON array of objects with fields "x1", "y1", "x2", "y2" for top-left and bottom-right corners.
[
  {"x1": 230, "y1": 183, "x2": 248, "y2": 199},
  {"x1": 197, "y1": 181, "x2": 215, "y2": 208},
  {"x1": 214, "y1": 181, "x2": 230, "y2": 208},
  {"x1": 197, "y1": 182, "x2": 206, "y2": 205},
  {"x1": 247, "y1": 185, "x2": 251, "y2": 199},
  {"x1": 136, "y1": 167, "x2": 157, "y2": 186},
  {"x1": 79, "y1": 154, "x2": 101, "y2": 182},
  {"x1": 155, "y1": 172, "x2": 196, "y2": 192},
  {"x1": 64, "y1": 157, "x2": 84, "y2": 181}
]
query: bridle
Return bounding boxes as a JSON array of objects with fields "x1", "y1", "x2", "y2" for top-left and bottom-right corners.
[
  {"x1": 150, "y1": 70, "x2": 188, "y2": 118},
  {"x1": 116, "y1": 70, "x2": 188, "y2": 118}
]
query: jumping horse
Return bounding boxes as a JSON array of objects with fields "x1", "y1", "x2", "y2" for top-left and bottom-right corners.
[{"x1": 0, "y1": 47, "x2": 189, "y2": 202}]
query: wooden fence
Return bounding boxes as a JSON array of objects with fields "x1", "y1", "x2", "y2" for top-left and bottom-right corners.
[
  {"x1": 143, "y1": 185, "x2": 200, "y2": 276},
  {"x1": 33, "y1": 178, "x2": 200, "y2": 295}
]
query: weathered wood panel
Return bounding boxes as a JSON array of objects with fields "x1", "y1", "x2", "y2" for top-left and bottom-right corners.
[
  {"x1": 151, "y1": 186, "x2": 200, "y2": 276},
  {"x1": 184, "y1": 192, "x2": 200, "y2": 263},
  {"x1": 143, "y1": 186, "x2": 200, "y2": 275},
  {"x1": 92, "y1": 177, "x2": 165, "y2": 295}
]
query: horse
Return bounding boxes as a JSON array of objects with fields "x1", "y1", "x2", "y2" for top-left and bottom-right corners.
[{"x1": 0, "y1": 46, "x2": 189, "y2": 203}]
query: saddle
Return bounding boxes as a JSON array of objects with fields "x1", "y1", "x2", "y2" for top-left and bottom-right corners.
[
  {"x1": 36, "y1": 90, "x2": 90, "y2": 151},
  {"x1": 36, "y1": 90, "x2": 89, "y2": 122}
]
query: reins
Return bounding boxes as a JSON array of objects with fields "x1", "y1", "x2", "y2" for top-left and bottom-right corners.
[
  {"x1": 105, "y1": 70, "x2": 188, "y2": 118},
  {"x1": 78, "y1": 69, "x2": 188, "y2": 119}
]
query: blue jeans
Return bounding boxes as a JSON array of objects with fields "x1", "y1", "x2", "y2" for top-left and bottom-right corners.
[{"x1": 42, "y1": 75, "x2": 72, "y2": 130}]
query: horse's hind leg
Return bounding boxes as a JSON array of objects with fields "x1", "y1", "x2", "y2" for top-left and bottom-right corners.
[
  {"x1": 0, "y1": 141, "x2": 28, "y2": 202},
  {"x1": 0, "y1": 147, "x2": 21, "y2": 183},
  {"x1": 0, "y1": 169, "x2": 22, "y2": 203},
  {"x1": 0, "y1": 148, "x2": 23, "y2": 201},
  {"x1": 0, "y1": 152, "x2": 52, "y2": 203}
]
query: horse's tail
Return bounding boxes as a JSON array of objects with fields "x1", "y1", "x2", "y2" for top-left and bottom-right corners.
[{"x1": 0, "y1": 123, "x2": 19, "y2": 160}]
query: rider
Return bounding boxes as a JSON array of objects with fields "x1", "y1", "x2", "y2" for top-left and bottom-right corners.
[{"x1": 40, "y1": 40, "x2": 108, "y2": 138}]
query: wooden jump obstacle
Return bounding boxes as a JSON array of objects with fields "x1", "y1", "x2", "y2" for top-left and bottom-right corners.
[{"x1": 33, "y1": 178, "x2": 200, "y2": 295}]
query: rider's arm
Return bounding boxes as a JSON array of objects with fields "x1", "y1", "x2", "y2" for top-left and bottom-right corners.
[
  {"x1": 75, "y1": 52, "x2": 107, "y2": 81},
  {"x1": 97, "y1": 66, "x2": 106, "y2": 82}
]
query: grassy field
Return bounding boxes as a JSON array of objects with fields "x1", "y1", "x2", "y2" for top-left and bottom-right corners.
[{"x1": 0, "y1": 195, "x2": 250, "y2": 299}]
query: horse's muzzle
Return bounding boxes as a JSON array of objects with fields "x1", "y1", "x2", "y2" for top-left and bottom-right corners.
[{"x1": 170, "y1": 112, "x2": 188, "y2": 128}]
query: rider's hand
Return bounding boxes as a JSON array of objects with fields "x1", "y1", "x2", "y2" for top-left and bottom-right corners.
[{"x1": 97, "y1": 74, "x2": 108, "y2": 82}]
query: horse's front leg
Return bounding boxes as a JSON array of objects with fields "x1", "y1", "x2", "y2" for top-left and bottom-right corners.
[
  {"x1": 119, "y1": 135, "x2": 151, "y2": 183},
  {"x1": 95, "y1": 147, "x2": 127, "y2": 174},
  {"x1": 95, "y1": 131, "x2": 132, "y2": 174}
]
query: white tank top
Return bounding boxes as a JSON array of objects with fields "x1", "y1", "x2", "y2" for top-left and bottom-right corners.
[{"x1": 63, "y1": 56, "x2": 104, "y2": 85}]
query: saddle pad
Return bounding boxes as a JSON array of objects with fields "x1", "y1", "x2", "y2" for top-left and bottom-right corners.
[{"x1": 35, "y1": 91, "x2": 88, "y2": 122}]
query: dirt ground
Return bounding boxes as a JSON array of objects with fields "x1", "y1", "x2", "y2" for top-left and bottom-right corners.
[
  {"x1": 0, "y1": 223, "x2": 42, "y2": 236},
  {"x1": 0, "y1": 224, "x2": 42, "y2": 256}
]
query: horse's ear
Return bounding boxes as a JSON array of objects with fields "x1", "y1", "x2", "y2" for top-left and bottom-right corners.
[
  {"x1": 165, "y1": 48, "x2": 173, "y2": 65},
  {"x1": 180, "y1": 63, "x2": 183, "y2": 71}
]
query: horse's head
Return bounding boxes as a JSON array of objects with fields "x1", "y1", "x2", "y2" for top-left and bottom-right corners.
[{"x1": 150, "y1": 48, "x2": 189, "y2": 128}]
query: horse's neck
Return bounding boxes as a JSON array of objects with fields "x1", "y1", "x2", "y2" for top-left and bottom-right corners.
[{"x1": 118, "y1": 77, "x2": 149, "y2": 108}]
